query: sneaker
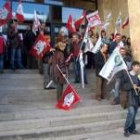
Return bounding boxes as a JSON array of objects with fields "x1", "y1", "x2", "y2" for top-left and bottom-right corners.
[
  {"x1": 131, "y1": 130, "x2": 140, "y2": 135},
  {"x1": 124, "y1": 131, "x2": 130, "y2": 137},
  {"x1": 44, "y1": 87, "x2": 56, "y2": 90}
]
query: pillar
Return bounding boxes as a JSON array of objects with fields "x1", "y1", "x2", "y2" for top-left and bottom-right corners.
[{"x1": 127, "y1": 0, "x2": 140, "y2": 61}]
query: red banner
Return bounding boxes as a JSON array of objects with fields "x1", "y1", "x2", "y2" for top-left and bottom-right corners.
[
  {"x1": 0, "y1": 1, "x2": 12, "y2": 26},
  {"x1": 66, "y1": 15, "x2": 76, "y2": 33},
  {"x1": 30, "y1": 34, "x2": 50, "y2": 59},
  {"x1": 56, "y1": 84, "x2": 81, "y2": 110}
]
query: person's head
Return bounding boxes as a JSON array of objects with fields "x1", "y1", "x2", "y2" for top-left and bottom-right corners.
[
  {"x1": 100, "y1": 43, "x2": 108, "y2": 53},
  {"x1": 127, "y1": 37, "x2": 131, "y2": 46},
  {"x1": 88, "y1": 30, "x2": 93, "y2": 37},
  {"x1": 55, "y1": 36, "x2": 66, "y2": 51},
  {"x1": 55, "y1": 42, "x2": 66, "y2": 51},
  {"x1": 101, "y1": 30, "x2": 106, "y2": 38},
  {"x1": 131, "y1": 61, "x2": 140, "y2": 74},
  {"x1": 9, "y1": 19, "x2": 18, "y2": 29},
  {"x1": 122, "y1": 35, "x2": 126, "y2": 42},
  {"x1": 115, "y1": 33, "x2": 122, "y2": 43},
  {"x1": 110, "y1": 33, "x2": 114, "y2": 41},
  {"x1": 40, "y1": 22, "x2": 46, "y2": 30},
  {"x1": 119, "y1": 47, "x2": 126, "y2": 57},
  {"x1": 72, "y1": 33, "x2": 79, "y2": 43}
]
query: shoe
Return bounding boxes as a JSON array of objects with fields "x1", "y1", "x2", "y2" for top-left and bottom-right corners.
[
  {"x1": 74, "y1": 80, "x2": 80, "y2": 83},
  {"x1": 95, "y1": 96, "x2": 101, "y2": 101},
  {"x1": 44, "y1": 87, "x2": 56, "y2": 90},
  {"x1": 124, "y1": 131, "x2": 130, "y2": 137},
  {"x1": 131, "y1": 130, "x2": 140, "y2": 135},
  {"x1": 0, "y1": 70, "x2": 4, "y2": 74}
]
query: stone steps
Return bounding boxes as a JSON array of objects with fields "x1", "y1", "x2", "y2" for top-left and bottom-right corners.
[
  {"x1": 0, "y1": 70, "x2": 138, "y2": 140},
  {"x1": 0, "y1": 104, "x2": 122, "y2": 121},
  {"x1": 0, "y1": 117, "x2": 140, "y2": 139}
]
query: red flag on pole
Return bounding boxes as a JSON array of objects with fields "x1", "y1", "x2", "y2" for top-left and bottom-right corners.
[
  {"x1": 30, "y1": 34, "x2": 51, "y2": 59},
  {"x1": 16, "y1": 0, "x2": 24, "y2": 23},
  {"x1": 0, "y1": 1, "x2": 12, "y2": 26},
  {"x1": 66, "y1": 15, "x2": 76, "y2": 33},
  {"x1": 75, "y1": 11, "x2": 86, "y2": 29},
  {"x1": 122, "y1": 16, "x2": 129, "y2": 29},
  {"x1": 56, "y1": 84, "x2": 81, "y2": 110},
  {"x1": 86, "y1": 11, "x2": 101, "y2": 28}
]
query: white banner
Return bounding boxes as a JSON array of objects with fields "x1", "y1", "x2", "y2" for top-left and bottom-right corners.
[
  {"x1": 99, "y1": 48, "x2": 127, "y2": 81},
  {"x1": 86, "y1": 11, "x2": 101, "y2": 28}
]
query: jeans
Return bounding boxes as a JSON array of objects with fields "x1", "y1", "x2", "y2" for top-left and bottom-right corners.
[
  {"x1": 124, "y1": 106, "x2": 138, "y2": 132},
  {"x1": 111, "y1": 78, "x2": 121, "y2": 103},
  {"x1": 0, "y1": 54, "x2": 4, "y2": 71},
  {"x1": 74, "y1": 58, "x2": 87, "y2": 83},
  {"x1": 11, "y1": 48, "x2": 24, "y2": 69}
]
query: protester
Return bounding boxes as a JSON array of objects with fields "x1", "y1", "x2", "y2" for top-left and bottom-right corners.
[
  {"x1": 48, "y1": 37, "x2": 66, "y2": 101},
  {"x1": 7, "y1": 19, "x2": 24, "y2": 70},
  {"x1": 111, "y1": 47, "x2": 132, "y2": 105},
  {"x1": 43, "y1": 48, "x2": 55, "y2": 89},
  {"x1": 122, "y1": 61, "x2": 140, "y2": 137},
  {"x1": 109, "y1": 33, "x2": 122, "y2": 54},
  {"x1": 95, "y1": 43, "x2": 108, "y2": 101},
  {"x1": 70, "y1": 33, "x2": 81, "y2": 83},
  {"x1": 24, "y1": 24, "x2": 38, "y2": 69},
  {"x1": 0, "y1": 32, "x2": 5, "y2": 73}
]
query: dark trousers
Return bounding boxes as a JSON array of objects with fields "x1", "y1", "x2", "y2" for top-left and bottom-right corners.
[
  {"x1": 96, "y1": 76, "x2": 107, "y2": 98},
  {"x1": 124, "y1": 106, "x2": 138, "y2": 132},
  {"x1": 74, "y1": 58, "x2": 87, "y2": 83},
  {"x1": 0, "y1": 54, "x2": 4, "y2": 71},
  {"x1": 10, "y1": 48, "x2": 24, "y2": 69},
  {"x1": 57, "y1": 83, "x2": 63, "y2": 101}
]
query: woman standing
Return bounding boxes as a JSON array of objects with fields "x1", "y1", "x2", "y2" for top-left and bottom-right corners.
[{"x1": 49, "y1": 38, "x2": 66, "y2": 101}]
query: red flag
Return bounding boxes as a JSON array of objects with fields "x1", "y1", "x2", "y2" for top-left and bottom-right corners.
[
  {"x1": 30, "y1": 34, "x2": 50, "y2": 59},
  {"x1": 56, "y1": 84, "x2": 81, "y2": 110},
  {"x1": 75, "y1": 11, "x2": 86, "y2": 29},
  {"x1": 86, "y1": 11, "x2": 101, "y2": 28},
  {"x1": 16, "y1": 0, "x2": 24, "y2": 23},
  {"x1": 66, "y1": 15, "x2": 76, "y2": 33},
  {"x1": 0, "y1": 1, "x2": 12, "y2": 26},
  {"x1": 122, "y1": 16, "x2": 129, "y2": 29}
]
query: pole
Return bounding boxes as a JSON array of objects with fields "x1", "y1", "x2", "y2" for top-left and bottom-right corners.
[
  {"x1": 56, "y1": 64, "x2": 70, "y2": 85},
  {"x1": 125, "y1": 70, "x2": 139, "y2": 96}
]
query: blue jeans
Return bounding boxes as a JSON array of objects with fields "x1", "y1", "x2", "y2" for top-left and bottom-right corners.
[
  {"x1": 0, "y1": 54, "x2": 4, "y2": 71},
  {"x1": 74, "y1": 58, "x2": 87, "y2": 83},
  {"x1": 11, "y1": 48, "x2": 24, "y2": 69},
  {"x1": 124, "y1": 106, "x2": 138, "y2": 132}
]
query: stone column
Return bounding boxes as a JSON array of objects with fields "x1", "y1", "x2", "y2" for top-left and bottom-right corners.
[
  {"x1": 127, "y1": 0, "x2": 140, "y2": 61},
  {"x1": 98, "y1": 0, "x2": 129, "y2": 36}
]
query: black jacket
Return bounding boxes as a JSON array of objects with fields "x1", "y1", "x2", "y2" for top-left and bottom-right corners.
[
  {"x1": 95, "y1": 51, "x2": 107, "y2": 77},
  {"x1": 122, "y1": 71, "x2": 140, "y2": 107}
]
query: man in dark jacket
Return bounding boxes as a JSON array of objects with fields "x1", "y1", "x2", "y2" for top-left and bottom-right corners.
[
  {"x1": 122, "y1": 61, "x2": 140, "y2": 137},
  {"x1": 95, "y1": 43, "x2": 108, "y2": 101},
  {"x1": 111, "y1": 47, "x2": 132, "y2": 105},
  {"x1": 109, "y1": 34, "x2": 122, "y2": 55},
  {"x1": 7, "y1": 20, "x2": 24, "y2": 70}
]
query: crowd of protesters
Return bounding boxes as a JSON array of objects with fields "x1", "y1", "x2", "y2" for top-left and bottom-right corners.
[{"x1": 0, "y1": 18, "x2": 140, "y2": 137}]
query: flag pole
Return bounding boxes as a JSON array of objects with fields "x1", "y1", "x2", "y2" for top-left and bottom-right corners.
[
  {"x1": 125, "y1": 70, "x2": 139, "y2": 96},
  {"x1": 119, "y1": 53, "x2": 139, "y2": 96},
  {"x1": 56, "y1": 64, "x2": 70, "y2": 85}
]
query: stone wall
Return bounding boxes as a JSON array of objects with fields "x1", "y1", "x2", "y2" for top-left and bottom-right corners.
[
  {"x1": 127, "y1": 0, "x2": 140, "y2": 61},
  {"x1": 98, "y1": 0, "x2": 129, "y2": 37}
]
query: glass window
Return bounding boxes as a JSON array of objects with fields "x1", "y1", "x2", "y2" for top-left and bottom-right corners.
[
  {"x1": 62, "y1": 7, "x2": 83, "y2": 23},
  {"x1": 12, "y1": 1, "x2": 49, "y2": 22},
  {"x1": 0, "y1": 0, "x2": 8, "y2": 9}
]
